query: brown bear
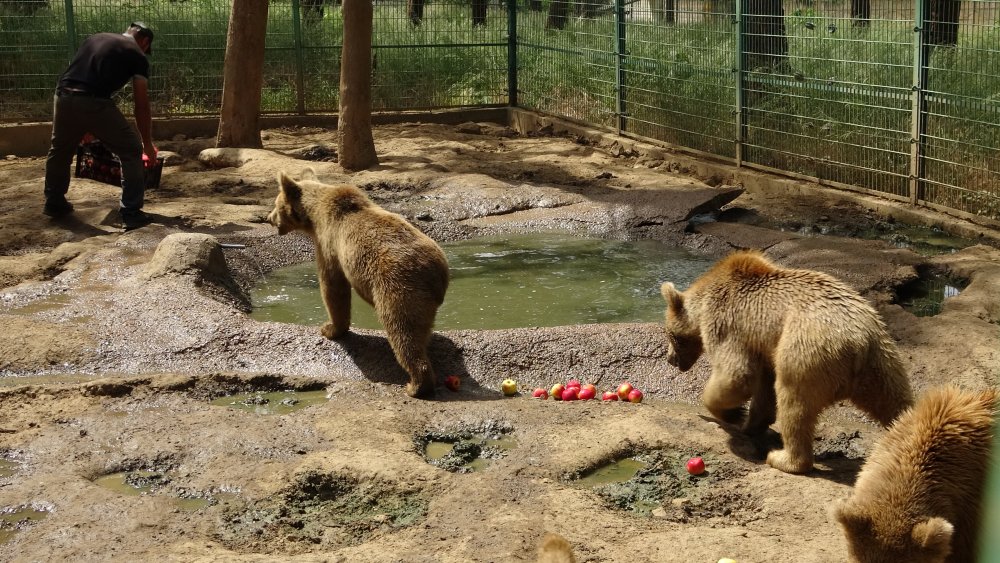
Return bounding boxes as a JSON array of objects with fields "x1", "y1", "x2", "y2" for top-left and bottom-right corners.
[
  {"x1": 660, "y1": 250, "x2": 914, "y2": 473},
  {"x1": 267, "y1": 169, "x2": 450, "y2": 398},
  {"x1": 536, "y1": 532, "x2": 576, "y2": 563},
  {"x1": 833, "y1": 386, "x2": 998, "y2": 562}
]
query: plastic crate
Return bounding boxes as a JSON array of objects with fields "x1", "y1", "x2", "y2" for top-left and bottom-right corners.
[{"x1": 75, "y1": 141, "x2": 163, "y2": 189}]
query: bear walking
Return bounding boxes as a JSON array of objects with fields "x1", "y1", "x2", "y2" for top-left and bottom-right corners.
[
  {"x1": 267, "y1": 169, "x2": 449, "y2": 398},
  {"x1": 833, "y1": 386, "x2": 998, "y2": 562},
  {"x1": 660, "y1": 250, "x2": 914, "y2": 473}
]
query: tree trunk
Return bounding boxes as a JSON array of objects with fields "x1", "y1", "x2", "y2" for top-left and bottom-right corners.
[
  {"x1": 472, "y1": 0, "x2": 488, "y2": 26},
  {"x1": 216, "y1": 0, "x2": 269, "y2": 148},
  {"x1": 851, "y1": 0, "x2": 870, "y2": 28},
  {"x1": 926, "y1": 0, "x2": 960, "y2": 47},
  {"x1": 407, "y1": 0, "x2": 425, "y2": 25},
  {"x1": 338, "y1": 0, "x2": 378, "y2": 171},
  {"x1": 545, "y1": 0, "x2": 569, "y2": 29},
  {"x1": 742, "y1": 0, "x2": 788, "y2": 73}
]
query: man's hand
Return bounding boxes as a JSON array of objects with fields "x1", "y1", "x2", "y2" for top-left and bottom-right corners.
[{"x1": 142, "y1": 145, "x2": 158, "y2": 167}]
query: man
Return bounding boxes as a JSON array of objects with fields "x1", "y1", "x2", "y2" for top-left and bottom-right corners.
[{"x1": 43, "y1": 21, "x2": 158, "y2": 231}]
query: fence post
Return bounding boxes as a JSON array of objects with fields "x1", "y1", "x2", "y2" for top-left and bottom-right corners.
[
  {"x1": 614, "y1": 0, "x2": 627, "y2": 134},
  {"x1": 291, "y1": 0, "x2": 307, "y2": 115},
  {"x1": 734, "y1": 0, "x2": 744, "y2": 167},
  {"x1": 909, "y1": 0, "x2": 928, "y2": 205},
  {"x1": 508, "y1": 0, "x2": 517, "y2": 107},
  {"x1": 63, "y1": 0, "x2": 76, "y2": 57}
]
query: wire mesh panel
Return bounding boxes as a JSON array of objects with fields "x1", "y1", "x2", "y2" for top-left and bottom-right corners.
[
  {"x1": 1, "y1": 1, "x2": 999, "y2": 221},
  {"x1": 740, "y1": 0, "x2": 914, "y2": 199},
  {"x1": 0, "y1": 0, "x2": 508, "y2": 121},
  {"x1": 623, "y1": 0, "x2": 738, "y2": 157},
  {"x1": 371, "y1": 0, "x2": 509, "y2": 110},
  {"x1": 920, "y1": 0, "x2": 1000, "y2": 220},
  {"x1": 516, "y1": 0, "x2": 619, "y2": 128}
]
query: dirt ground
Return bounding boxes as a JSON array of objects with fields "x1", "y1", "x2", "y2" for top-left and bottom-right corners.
[{"x1": 1, "y1": 120, "x2": 999, "y2": 563}]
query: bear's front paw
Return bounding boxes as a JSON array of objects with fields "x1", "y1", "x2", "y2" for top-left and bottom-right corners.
[
  {"x1": 320, "y1": 322, "x2": 348, "y2": 340},
  {"x1": 766, "y1": 449, "x2": 813, "y2": 474},
  {"x1": 405, "y1": 381, "x2": 436, "y2": 399}
]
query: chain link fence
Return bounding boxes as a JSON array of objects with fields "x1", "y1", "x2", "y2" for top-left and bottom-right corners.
[{"x1": 1, "y1": 0, "x2": 998, "y2": 221}]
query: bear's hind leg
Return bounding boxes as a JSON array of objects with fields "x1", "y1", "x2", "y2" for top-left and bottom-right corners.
[
  {"x1": 766, "y1": 379, "x2": 829, "y2": 474},
  {"x1": 380, "y1": 310, "x2": 437, "y2": 399}
]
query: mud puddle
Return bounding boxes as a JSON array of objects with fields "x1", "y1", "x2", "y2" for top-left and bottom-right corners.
[
  {"x1": 210, "y1": 389, "x2": 329, "y2": 415},
  {"x1": 0, "y1": 505, "x2": 50, "y2": 545}
]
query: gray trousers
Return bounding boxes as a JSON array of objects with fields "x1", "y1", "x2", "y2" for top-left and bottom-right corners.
[{"x1": 43, "y1": 93, "x2": 145, "y2": 211}]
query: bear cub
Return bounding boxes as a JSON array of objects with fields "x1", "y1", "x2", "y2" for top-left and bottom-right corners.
[
  {"x1": 267, "y1": 169, "x2": 449, "y2": 398},
  {"x1": 833, "y1": 386, "x2": 997, "y2": 563},
  {"x1": 660, "y1": 250, "x2": 914, "y2": 473}
]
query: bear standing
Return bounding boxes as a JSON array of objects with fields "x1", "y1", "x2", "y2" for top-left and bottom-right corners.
[
  {"x1": 267, "y1": 169, "x2": 449, "y2": 398},
  {"x1": 660, "y1": 250, "x2": 914, "y2": 473},
  {"x1": 833, "y1": 386, "x2": 997, "y2": 562}
]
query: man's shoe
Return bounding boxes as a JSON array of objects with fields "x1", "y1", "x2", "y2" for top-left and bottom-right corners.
[
  {"x1": 43, "y1": 197, "x2": 74, "y2": 218},
  {"x1": 121, "y1": 209, "x2": 153, "y2": 231}
]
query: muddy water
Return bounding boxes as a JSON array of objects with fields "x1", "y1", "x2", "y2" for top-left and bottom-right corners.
[
  {"x1": 210, "y1": 390, "x2": 329, "y2": 415},
  {"x1": 0, "y1": 506, "x2": 49, "y2": 545},
  {"x1": 577, "y1": 458, "x2": 648, "y2": 487},
  {"x1": 897, "y1": 273, "x2": 967, "y2": 316},
  {"x1": 251, "y1": 233, "x2": 715, "y2": 330}
]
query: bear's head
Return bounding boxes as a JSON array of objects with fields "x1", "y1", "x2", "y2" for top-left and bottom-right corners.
[
  {"x1": 268, "y1": 169, "x2": 318, "y2": 235},
  {"x1": 832, "y1": 500, "x2": 954, "y2": 563},
  {"x1": 660, "y1": 282, "x2": 703, "y2": 372}
]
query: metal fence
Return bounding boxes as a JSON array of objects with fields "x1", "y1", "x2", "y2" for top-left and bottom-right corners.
[{"x1": 1, "y1": 0, "x2": 998, "y2": 221}]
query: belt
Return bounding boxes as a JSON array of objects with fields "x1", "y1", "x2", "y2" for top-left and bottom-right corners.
[{"x1": 56, "y1": 88, "x2": 105, "y2": 98}]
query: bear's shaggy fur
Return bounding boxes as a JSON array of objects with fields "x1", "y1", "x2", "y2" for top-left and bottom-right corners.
[
  {"x1": 660, "y1": 250, "x2": 914, "y2": 473},
  {"x1": 833, "y1": 386, "x2": 998, "y2": 563},
  {"x1": 536, "y1": 532, "x2": 576, "y2": 563},
  {"x1": 267, "y1": 169, "x2": 449, "y2": 398}
]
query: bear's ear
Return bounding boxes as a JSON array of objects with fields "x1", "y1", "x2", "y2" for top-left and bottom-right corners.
[
  {"x1": 277, "y1": 171, "x2": 303, "y2": 201},
  {"x1": 660, "y1": 282, "x2": 685, "y2": 313},
  {"x1": 911, "y1": 517, "x2": 953, "y2": 558},
  {"x1": 830, "y1": 500, "x2": 866, "y2": 532},
  {"x1": 300, "y1": 167, "x2": 318, "y2": 181}
]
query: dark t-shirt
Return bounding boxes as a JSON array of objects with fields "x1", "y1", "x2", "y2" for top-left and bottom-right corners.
[{"x1": 57, "y1": 33, "x2": 150, "y2": 98}]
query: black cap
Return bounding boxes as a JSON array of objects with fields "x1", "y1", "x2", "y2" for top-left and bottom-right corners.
[{"x1": 128, "y1": 21, "x2": 154, "y2": 54}]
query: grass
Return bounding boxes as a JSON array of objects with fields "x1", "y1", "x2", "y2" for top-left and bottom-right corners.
[{"x1": 0, "y1": 0, "x2": 996, "y2": 218}]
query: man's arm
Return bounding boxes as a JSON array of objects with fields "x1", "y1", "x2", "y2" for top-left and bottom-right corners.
[{"x1": 131, "y1": 75, "x2": 156, "y2": 161}]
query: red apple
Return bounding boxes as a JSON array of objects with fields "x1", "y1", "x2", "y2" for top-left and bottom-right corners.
[
  {"x1": 627, "y1": 388, "x2": 644, "y2": 403},
  {"x1": 550, "y1": 383, "x2": 565, "y2": 401},
  {"x1": 561, "y1": 386, "x2": 579, "y2": 401},
  {"x1": 617, "y1": 382, "x2": 634, "y2": 401},
  {"x1": 686, "y1": 456, "x2": 706, "y2": 476},
  {"x1": 580, "y1": 383, "x2": 597, "y2": 394},
  {"x1": 532, "y1": 388, "x2": 549, "y2": 399},
  {"x1": 566, "y1": 379, "x2": 582, "y2": 389},
  {"x1": 577, "y1": 386, "x2": 596, "y2": 400},
  {"x1": 443, "y1": 375, "x2": 461, "y2": 392},
  {"x1": 601, "y1": 391, "x2": 619, "y2": 401}
]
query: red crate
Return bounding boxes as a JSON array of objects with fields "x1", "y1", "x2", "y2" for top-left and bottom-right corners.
[{"x1": 75, "y1": 141, "x2": 163, "y2": 189}]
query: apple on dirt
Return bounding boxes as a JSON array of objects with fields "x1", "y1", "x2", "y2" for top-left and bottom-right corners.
[
  {"x1": 443, "y1": 375, "x2": 461, "y2": 392},
  {"x1": 577, "y1": 386, "x2": 597, "y2": 400},
  {"x1": 561, "y1": 386, "x2": 579, "y2": 401},
  {"x1": 686, "y1": 456, "x2": 706, "y2": 476},
  {"x1": 532, "y1": 388, "x2": 549, "y2": 399},
  {"x1": 550, "y1": 383, "x2": 565, "y2": 401},
  {"x1": 566, "y1": 379, "x2": 582, "y2": 389},
  {"x1": 627, "y1": 388, "x2": 643, "y2": 403},
  {"x1": 601, "y1": 391, "x2": 619, "y2": 401},
  {"x1": 501, "y1": 379, "x2": 518, "y2": 396},
  {"x1": 617, "y1": 382, "x2": 634, "y2": 401}
]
